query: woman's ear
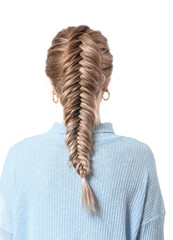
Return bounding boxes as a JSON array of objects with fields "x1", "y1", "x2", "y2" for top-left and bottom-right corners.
[
  {"x1": 50, "y1": 79, "x2": 55, "y2": 92},
  {"x1": 108, "y1": 76, "x2": 111, "y2": 85},
  {"x1": 104, "y1": 76, "x2": 111, "y2": 91},
  {"x1": 50, "y1": 78, "x2": 53, "y2": 87}
]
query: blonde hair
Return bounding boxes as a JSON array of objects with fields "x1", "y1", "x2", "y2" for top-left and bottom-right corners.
[{"x1": 45, "y1": 25, "x2": 113, "y2": 213}]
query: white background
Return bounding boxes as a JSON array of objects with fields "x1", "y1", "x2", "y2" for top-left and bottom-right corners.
[{"x1": 0, "y1": 0, "x2": 172, "y2": 237}]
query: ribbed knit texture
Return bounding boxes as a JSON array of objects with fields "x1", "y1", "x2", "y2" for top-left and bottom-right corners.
[{"x1": 0, "y1": 121, "x2": 166, "y2": 239}]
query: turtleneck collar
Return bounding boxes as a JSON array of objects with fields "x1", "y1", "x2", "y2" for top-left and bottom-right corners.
[{"x1": 48, "y1": 121, "x2": 115, "y2": 134}]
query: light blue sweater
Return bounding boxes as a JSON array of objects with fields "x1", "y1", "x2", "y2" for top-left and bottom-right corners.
[{"x1": 0, "y1": 122, "x2": 166, "y2": 239}]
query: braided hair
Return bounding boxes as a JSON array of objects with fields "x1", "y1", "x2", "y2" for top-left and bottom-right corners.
[{"x1": 45, "y1": 25, "x2": 113, "y2": 213}]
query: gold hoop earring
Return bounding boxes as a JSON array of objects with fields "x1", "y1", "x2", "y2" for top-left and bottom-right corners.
[
  {"x1": 52, "y1": 91, "x2": 58, "y2": 104},
  {"x1": 103, "y1": 88, "x2": 110, "y2": 101}
]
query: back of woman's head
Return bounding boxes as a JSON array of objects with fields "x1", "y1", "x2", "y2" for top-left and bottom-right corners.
[{"x1": 45, "y1": 25, "x2": 113, "y2": 213}]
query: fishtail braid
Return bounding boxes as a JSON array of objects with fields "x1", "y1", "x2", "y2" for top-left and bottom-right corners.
[{"x1": 45, "y1": 25, "x2": 113, "y2": 213}]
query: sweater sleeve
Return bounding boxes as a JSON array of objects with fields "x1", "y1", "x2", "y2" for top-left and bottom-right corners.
[
  {"x1": 0, "y1": 147, "x2": 15, "y2": 239},
  {"x1": 137, "y1": 145, "x2": 166, "y2": 239},
  {"x1": 137, "y1": 212, "x2": 165, "y2": 240}
]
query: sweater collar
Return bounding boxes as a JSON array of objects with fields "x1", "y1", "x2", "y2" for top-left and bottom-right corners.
[{"x1": 48, "y1": 121, "x2": 115, "y2": 134}]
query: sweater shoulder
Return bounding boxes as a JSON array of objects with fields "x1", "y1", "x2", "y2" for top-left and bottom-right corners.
[
  {"x1": 123, "y1": 135, "x2": 151, "y2": 150},
  {"x1": 8, "y1": 132, "x2": 48, "y2": 154},
  {"x1": 118, "y1": 135, "x2": 155, "y2": 171},
  {"x1": 109, "y1": 134, "x2": 155, "y2": 169},
  {"x1": 108, "y1": 134, "x2": 152, "y2": 154}
]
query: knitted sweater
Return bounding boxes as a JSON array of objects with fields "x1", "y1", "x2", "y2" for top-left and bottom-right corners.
[{"x1": 0, "y1": 121, "x2": 166, "y2": 240}]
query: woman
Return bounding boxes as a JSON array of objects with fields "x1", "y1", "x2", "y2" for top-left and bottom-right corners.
[{"x1": 0, "y1": 25, "x2": 166, "y2": 239}]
